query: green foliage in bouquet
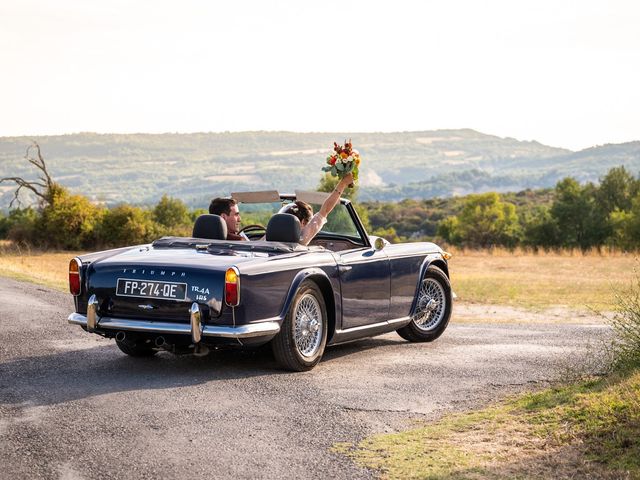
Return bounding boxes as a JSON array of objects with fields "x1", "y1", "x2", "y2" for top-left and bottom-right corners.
[{"x1": 322, "y1": 140, "x2": 361, "y2": 182}]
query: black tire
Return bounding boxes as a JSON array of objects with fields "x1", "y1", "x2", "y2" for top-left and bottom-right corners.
[
  {"x1": 271, "y1": 281, "x2": 328, "y2": 371},
  {"x1": 115, "y1": 339, "x2": 158, "y2": 357},
  {"x1": 397, "y1": 265, "x2": 452, "y2": 342}
]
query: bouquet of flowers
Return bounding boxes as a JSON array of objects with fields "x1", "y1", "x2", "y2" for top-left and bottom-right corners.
[{"x1": 322, "y1": 139, "x2": 360, "y2": 185}]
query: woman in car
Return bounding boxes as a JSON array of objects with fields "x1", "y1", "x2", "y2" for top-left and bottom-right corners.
[{"x1": 280, "y1": 173, "x2": 354, "y2": 246}]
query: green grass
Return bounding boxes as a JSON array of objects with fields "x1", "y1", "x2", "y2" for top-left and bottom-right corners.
[{"x1": 339, "y1": 370, "x2": 640, "y2": 479}]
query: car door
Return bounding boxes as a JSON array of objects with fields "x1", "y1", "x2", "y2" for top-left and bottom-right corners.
[
  {"x1": 313, "y1": 201, "x2": 391, "y2": 329},
  {"x1": 337, "y1": 246, "x2": 391, "y2": 329}
]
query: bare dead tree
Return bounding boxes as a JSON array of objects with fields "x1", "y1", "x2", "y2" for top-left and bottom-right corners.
[{"x1": 0, "y1": 141, "x2": 55, "y2": 208}]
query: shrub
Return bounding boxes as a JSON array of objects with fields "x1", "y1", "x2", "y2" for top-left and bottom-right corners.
[
  {"x1": 39, "y1": 184, "x2": 103, "y2": 249},
  {"x1": 371, "y1": 226, "x2": 401, "y2": 243},
  {"x1": 95, "y1": 205, "x2": 161, "y2": 247},
  {"x1": 610, "y1": 266, "x2": 640, "y2": 370},
  {"x1": 1, "y1": 207, "x2": 40, "y2": 244}
]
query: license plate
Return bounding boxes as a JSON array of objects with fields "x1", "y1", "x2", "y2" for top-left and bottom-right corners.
[{"x1": 116, "y1": 278, "x2": 187, "y2": 301}]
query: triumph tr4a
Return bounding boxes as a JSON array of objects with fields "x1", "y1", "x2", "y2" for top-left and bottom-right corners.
[{"x1": 68, "y1": 190, "x2": 454, "y2": 371}]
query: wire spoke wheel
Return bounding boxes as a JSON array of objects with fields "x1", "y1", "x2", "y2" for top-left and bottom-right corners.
[
  {"x1": 293, "y1": 294, "x2": 323, "y2": 357},
  {"x1": 272, "y1": 281, "x2": 328, "y2": 371},
  {"x1": 412, "y1": 278, "x2": 447, "y2": 331},
  {"x1": 397, "y1": 265, "x2": 452, "y2": 343}
]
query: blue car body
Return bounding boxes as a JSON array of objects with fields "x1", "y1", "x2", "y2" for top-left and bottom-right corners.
[{"x1": 69, "y1": 195, "x2": 452, "y2": 367}]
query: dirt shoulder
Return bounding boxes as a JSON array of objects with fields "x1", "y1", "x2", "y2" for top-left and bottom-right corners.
[{"x1": 455, "y1": 301, "x2": 610, "y2": 325}]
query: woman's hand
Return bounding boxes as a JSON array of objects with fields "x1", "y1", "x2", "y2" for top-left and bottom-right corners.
[{"x1": 337, "y1": 173, "x2": 354, "y2": 192}]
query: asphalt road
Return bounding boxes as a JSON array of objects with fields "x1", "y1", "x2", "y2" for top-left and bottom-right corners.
[{"x1": 0, "y1": 276, "x2": 610, "y2": 479}]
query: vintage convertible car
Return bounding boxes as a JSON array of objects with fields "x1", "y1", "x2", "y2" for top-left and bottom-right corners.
[{"x1": 68, "y1": 190, "x2": 453, "y2": 371}]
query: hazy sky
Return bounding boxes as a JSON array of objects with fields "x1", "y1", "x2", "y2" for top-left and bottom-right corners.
[{"x1": 1, "y1": 0, "x2": 638, "y2": 150}]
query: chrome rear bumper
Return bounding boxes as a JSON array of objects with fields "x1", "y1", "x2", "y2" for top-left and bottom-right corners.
[{"x1": 68, "y1": 312, "x2": 280, "y2": 339}]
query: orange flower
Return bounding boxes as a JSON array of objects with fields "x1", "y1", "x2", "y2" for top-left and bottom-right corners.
[{"x1": 340, "y1": 152, "x2": 348, "y2": 159}]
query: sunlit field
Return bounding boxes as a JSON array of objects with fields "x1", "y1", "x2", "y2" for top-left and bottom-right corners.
[
  {"x1": 0, "y1": 241, "x2": 78, "y2": 292},
  {"x1": 1, "y1": 241, "x2": 637, "y2": 313},
  {"x1": 449, "y1": 247, "x2": 638, "y2": 312}
]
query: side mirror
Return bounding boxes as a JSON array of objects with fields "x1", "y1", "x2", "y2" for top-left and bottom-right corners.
[{"x1": 373, "y1": 237, "x2": 386, "y2": 251}]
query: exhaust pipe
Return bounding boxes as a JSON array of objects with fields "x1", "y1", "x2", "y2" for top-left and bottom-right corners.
[
  {"x1": 115, "y1": 331, "x2": 126, "y2": 342},
  {"x1": 155, "y1": 336, "x2": 166, "y2": 347}
]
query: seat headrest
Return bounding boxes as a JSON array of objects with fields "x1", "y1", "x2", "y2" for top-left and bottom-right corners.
[
  {"x1": 192, "y1": 214, "x2": 228, "y2": 240},
  {"x1": 266, "y1": 213, "x2": 302, "y2": 243}
]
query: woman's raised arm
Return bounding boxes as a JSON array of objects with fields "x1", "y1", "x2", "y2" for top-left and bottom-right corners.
[{"x1": 319, "y1": 173, "x2": 353, "y2": 218}]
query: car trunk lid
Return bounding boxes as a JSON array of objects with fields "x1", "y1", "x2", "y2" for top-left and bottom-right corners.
[{"x1": 85, "y1": 246, "x2": 260, "y2": 323}]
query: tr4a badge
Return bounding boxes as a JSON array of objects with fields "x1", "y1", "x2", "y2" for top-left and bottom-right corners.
[{"x1": 191, "y1": 285, "x2": 210, "y2": 301}]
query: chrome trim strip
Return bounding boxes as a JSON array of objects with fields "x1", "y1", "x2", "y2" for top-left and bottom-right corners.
[
  {"x1": 335, "y1": 316, "x2": 410, "y2": 334},
  {"x1": 190, "y1": 302, "x2": 202, "y2": 343},
  {"x1": 388, "y1": 316, "x2": 411, "y2": 325},
  {"x1": 87, "y1": 295, "x2": 99, "y2": 332},
  {"x1": 67, "y1": 313, "x2": 280, "y2": 339}
]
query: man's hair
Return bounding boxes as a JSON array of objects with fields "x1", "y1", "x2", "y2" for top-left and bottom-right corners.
[
  {"x1": 209, "y1": 197, "x2": 238, "y2": 216},
  {"x1": 280, "y1": 200, "x2": 313, "y2": 224}
]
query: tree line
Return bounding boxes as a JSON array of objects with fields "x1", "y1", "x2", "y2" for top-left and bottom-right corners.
[
  {"x1": 0, "y1": 187, "x2": 200, "y2": 250},
  {"x1": 365, "y1": 166, "x2": 640, "y2": 250},
  {"x1": 1, "y1": 144, "x2": 639, "y2": 250}
]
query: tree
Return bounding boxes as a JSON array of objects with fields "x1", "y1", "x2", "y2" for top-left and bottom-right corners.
[
  {"x1": 522, "y1": 206, "x2": 560, "y2": 248},
  {"x1": 446, "y1": 192, "x2": 520, "y2": 248},
  {"x1": 0, "y1": 142, "x2": 55, "y2": 207},
  {"x1": 609, "y1": 192, "x2": 640, "y2": 250},
  {"x1": 551, "y1": 178, "x2": 608, "y2": 249},
  {"x1": 153, "y1": 194, "x2": 193, "y2": 231},
  {"x1": 597, "y1": 166, "x2": 639, "y2": 214}
]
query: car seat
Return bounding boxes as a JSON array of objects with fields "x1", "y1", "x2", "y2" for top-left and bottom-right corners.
[
  {"x1": 265, "y1": 213, "x2": 301, "y2": 243},
  {"x1": 192, "y1": 214, "x2": 228, "y2": 240}
]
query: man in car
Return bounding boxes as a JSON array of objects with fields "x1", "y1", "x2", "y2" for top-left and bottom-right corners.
[{"x1": 208, "y1": 197, "x2": 249, "y2": 241}]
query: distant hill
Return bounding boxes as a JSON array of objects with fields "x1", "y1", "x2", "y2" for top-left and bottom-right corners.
[{"x1": 1, "y1": 130, "x2": 638, "y2": 208}]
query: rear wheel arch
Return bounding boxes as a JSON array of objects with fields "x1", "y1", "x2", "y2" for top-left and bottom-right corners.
[
  {"x1": 281, "y1": 269, "x2": 336, "y2": 339},
  {"x1": 272, "y1": 279, "x2": 328, "y2": 371},
  {"x1": 306, "y1": 274, "x2": 336, "y2": 343}
]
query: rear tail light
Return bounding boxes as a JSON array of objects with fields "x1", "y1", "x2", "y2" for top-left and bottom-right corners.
[
  {"x1": 224, "y1": 267, "x2": 240, "y2": 306},
  {"x1": 69, "y1": 258, "x2": 82, "y2": 296}
]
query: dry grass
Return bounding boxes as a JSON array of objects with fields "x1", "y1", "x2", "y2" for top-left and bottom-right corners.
[
  {"x1": 0, "y1": 242, "x2": 637, "y2": 313},
  {"x1": 0, "y1": 241, "x2": 78, "y2": 292},
  {"x1": 449, "y1": 247, "x2": 638, "y2": 312}
]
